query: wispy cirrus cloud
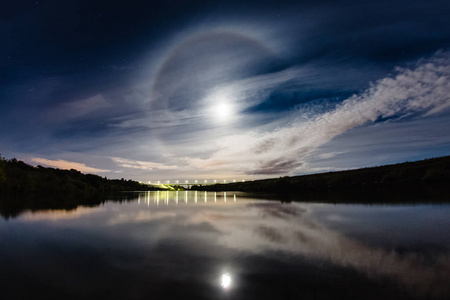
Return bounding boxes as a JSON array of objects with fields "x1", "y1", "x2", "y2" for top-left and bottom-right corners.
[
  {"x1": 183, "y1": 51, "x2": 450, "y2": 175},
  {"x1": 111, "y1": 157, "x2": 178, "y2": 171}
]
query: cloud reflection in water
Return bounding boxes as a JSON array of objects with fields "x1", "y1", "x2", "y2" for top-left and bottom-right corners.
[
  {"x1": 5, "y1": 192, "x2": 450, "y2": 299},
  {"x1": 182, "y1": 199, "x2": 450, "y2": 298}
]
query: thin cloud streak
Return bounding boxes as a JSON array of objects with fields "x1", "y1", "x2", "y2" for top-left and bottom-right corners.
[
  {"x1": 31, "y1": 158, "x2": 110, "y2": 173},
  {"x1": 111, "y1": 157, "x2": 178, "y2": 171}
]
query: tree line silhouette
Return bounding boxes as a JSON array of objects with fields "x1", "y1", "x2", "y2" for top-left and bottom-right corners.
[
  {"x1": 0, "y1": 155, "x2": 161, "y2": 218},
  {"x1": 192, "y1": 156, "x2": 450, "y2": 201},
  {"x1": 1, "y1": 154, "x2": 449, "y2": 218},
  {"x1": 0, "y1": 155, "x2": 156, "y2": 196}
]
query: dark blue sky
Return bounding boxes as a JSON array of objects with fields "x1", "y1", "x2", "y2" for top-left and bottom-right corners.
[{"x1": 1, "y1": 0, "x2": 450, "y2": 181}]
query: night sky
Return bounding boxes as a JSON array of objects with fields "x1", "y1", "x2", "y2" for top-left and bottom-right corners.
[{"x1": 2, "y1": 0, "x2": 450, "y2": 181}]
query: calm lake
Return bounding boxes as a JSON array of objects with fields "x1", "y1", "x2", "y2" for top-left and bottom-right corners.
[{"x1": 1, "y1": 191, "x2": 449, "y2": 299}]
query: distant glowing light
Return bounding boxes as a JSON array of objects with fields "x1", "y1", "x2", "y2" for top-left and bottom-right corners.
[
  {"x1": 216, "y1": 102, "x2": 232, "y2": 118},
  {"x1": 207, "y1": 89, "x2": 236, "y2": 123},
  {"x1": 221, "y1": 273, "x2": 232, "y2": 289}
]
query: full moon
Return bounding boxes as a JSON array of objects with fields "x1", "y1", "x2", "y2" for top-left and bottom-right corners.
[
  {"x1": 216, "y1": 102, "x2": 232, "y2": 118},
  {"x1": 221, "y1": 273, "x2": 232, "y2": 289},
  {"x1": 208, "y1": 89, "x2": 235, "y2": 122}
]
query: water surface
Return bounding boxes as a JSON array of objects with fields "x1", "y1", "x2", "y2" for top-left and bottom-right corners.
[{"x1": 1, "y1": 191, "x2": 449, "y2": 299}]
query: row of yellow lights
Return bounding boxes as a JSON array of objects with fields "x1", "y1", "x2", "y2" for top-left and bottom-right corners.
[{"x1": 141, "y1": 179, "x2": 246, "y2": 184}]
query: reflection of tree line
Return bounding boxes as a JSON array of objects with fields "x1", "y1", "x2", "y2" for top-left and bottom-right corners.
[
  {"x1": 0, "y1": 192, "x2": 139, "y2": 220},
  {"x1": 193, "y1": 156, "x2": 450, "y2": 202}
]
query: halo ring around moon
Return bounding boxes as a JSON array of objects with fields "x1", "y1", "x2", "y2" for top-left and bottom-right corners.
[
  {"x1": 151, "y1": 30, "x2": 277, "y2": 111},
  {"x1": 149, "y1": 30, "x2": 281, "y2": 170}
]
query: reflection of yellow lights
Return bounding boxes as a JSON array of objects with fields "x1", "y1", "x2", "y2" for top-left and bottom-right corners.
[{"x1": 221, "y1": 273, "x2": 232, "y2": 289}]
